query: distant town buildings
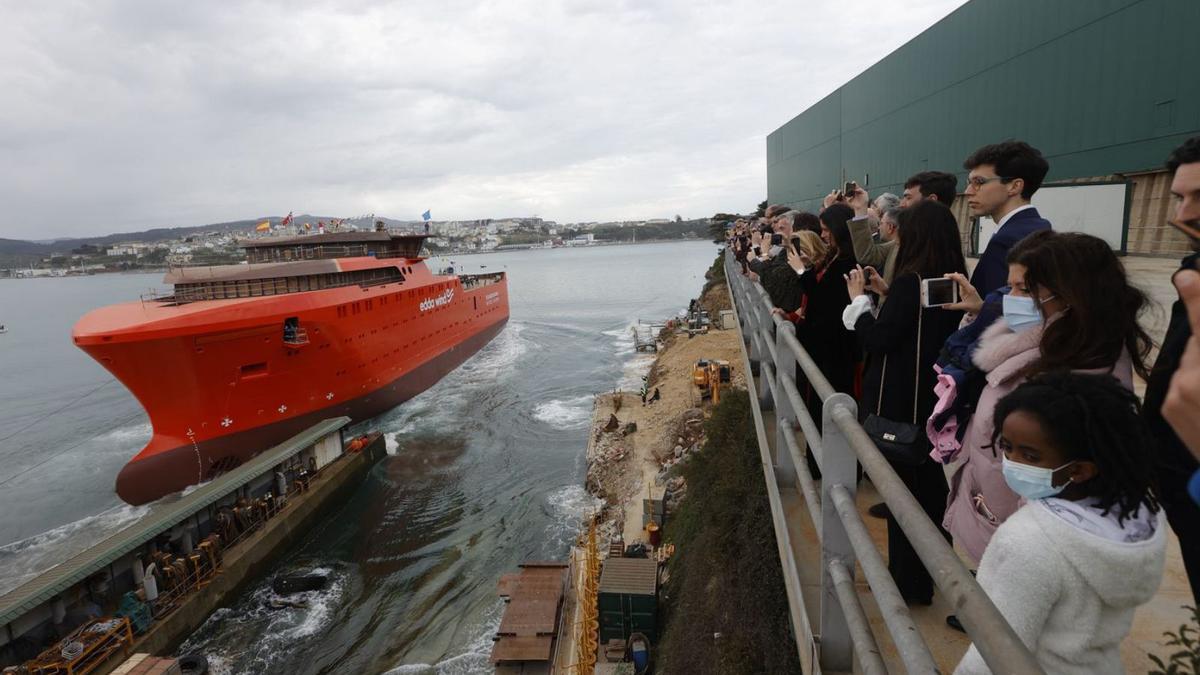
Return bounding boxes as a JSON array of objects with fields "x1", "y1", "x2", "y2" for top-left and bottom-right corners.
[{"x1": 1, "y1": 214, "x2": 708, "y2": 277}]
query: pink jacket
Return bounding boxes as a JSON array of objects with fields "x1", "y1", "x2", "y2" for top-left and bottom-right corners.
[{"x1": 941, "y1": 320, "x2": 1132, "y2": 565}]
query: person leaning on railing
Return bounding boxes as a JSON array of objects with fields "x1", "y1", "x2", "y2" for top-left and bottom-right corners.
[
  {"x1": 795, "y1": 204, "x2": 861, "y2": 398},
  {"x1": 939, "y1": 230, "x2": 1153, "y2": 568},
  {"x1": 954, "y1": 373, "x2": 1165, "y2": 675},
  {"x1": 842, "y1": 200, "x2": 967, "y2": 606},
  {"x1": 770, "y1": 231, "x2": 827, "y2": 324},
  {"x1": 770, "y1": 230, "x2": 830, "y2": 477}
]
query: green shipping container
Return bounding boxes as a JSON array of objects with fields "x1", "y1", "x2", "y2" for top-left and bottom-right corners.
[{"x1": 597, "y1": 557, "x2": 658, "y2": 643}]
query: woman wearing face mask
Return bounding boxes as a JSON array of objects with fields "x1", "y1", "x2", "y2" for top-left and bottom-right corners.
[
  {"x1": 942, "y1": 230, "x2": 1153, "y2": 566},
  {"x1": 954, "y1": 373, "x2": 1164, "y2": 675}
]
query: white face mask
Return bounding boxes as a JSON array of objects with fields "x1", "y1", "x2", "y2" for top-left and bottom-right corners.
[{"x1": 1002, "y1": 456, "x2": 1075, "y2": 500}]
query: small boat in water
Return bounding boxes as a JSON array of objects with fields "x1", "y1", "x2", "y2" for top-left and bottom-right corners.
[{"x1": 0, "y1": 324, "x2": 7, "y2": 334}]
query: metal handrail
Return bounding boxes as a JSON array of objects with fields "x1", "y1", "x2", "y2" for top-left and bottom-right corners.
[{"x1": 723, "y1": 251, "x2": 1044, "y2": 674}]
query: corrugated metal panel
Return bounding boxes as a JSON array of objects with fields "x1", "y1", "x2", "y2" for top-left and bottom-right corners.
[
  {"x1": 0, "y1": 417, "x2": 349, "y2": 627},
  {"x1": 767, "y1": 0, "x2": 1200, "y2": 230},
  {"x1": 598, "y1": 557, "x2": 657, "y2": 596},
  {"x1": 1127, "y1": 170, "x2": 1194, "y2": 256}
]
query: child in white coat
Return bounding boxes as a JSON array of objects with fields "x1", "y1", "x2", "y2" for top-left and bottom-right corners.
[{"x1": 955, "y1": 372, "x2": 1166, "y2": 675}]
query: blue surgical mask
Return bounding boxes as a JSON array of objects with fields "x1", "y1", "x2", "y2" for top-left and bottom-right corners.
[
  {"x1": 1002, "y1": 293, "x2": 1046, "y2": 332},
  {"x1": 1002, "y1": 456, "x2": 1074, "y2": 500}
]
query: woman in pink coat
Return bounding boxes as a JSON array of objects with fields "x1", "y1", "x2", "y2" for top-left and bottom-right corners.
[{"x1": 942, "y1": 231, "x2": 1153, "y2": 565}]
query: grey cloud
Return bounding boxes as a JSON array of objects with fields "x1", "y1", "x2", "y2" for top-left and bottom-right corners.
[{"x1": 0, "y1": 0, "x2": 967, "y2": 238}]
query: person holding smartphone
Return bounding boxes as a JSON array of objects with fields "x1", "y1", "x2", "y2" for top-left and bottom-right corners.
[
  {"x1": 842, "y1": 200, "x2": 967, "y2": 605},
  {"x1": 941, "y1": 230, "x2": 1152, "y2": 572},
  {"x1": 845, "y1": 185, "x2": 901, "y2": 296}
]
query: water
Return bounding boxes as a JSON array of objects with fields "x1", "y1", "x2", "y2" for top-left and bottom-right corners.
[{"x1": 0, "y1": 240, "x2": 717, "y2": 673}]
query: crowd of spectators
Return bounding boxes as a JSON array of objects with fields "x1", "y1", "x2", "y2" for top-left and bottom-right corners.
[{"x1": 726, "y1": 135, "x2": 1200, "y2": 673}]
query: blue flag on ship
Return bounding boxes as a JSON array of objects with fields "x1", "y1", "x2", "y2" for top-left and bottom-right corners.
[{"x1": 422, "y1": 210, "x2": 431, "y2": 221}]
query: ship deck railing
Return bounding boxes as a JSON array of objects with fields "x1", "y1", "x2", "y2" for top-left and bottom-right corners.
[
  {"x1": 723, "y1": 250, "x2": 1043, "y2": 674},
  {"x1": 460, "y1": 272, "x2": 505, "y2": 290}
]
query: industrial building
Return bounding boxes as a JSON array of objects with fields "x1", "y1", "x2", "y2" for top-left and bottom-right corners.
[{"x1": 766, "y1": 0, "x2": 1200, "y2": 257}]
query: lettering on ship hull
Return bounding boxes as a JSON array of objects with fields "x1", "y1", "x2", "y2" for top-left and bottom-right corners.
[{"x1": 419, "y1": 289, "x2": 455, "y2": 312}]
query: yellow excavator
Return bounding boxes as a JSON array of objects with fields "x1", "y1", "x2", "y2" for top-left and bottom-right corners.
[{"x1": 693, "y1": 359, "x2": 732, "y2": 404}]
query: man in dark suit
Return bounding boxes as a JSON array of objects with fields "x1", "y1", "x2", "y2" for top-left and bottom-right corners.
[{"x1": 962, "y1": 140, "x2": 1052, "y2": 298}]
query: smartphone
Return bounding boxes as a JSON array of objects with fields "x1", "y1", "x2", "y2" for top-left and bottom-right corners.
[
  {"x1": 770, "y1": 233, "x2": 783, "y2": 246},
  {"x1": 844, "y1": 181, "x2": 858, "y2": 196},
  {"x1": 921, "y1": 277, "x2": 960, "y2": 308}
]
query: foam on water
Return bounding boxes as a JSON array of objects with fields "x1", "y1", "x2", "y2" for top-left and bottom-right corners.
[
  {"x1": 375, "y1": 321, "x2": 530, "y2": 442},
  {"x1": 619, "y1": 353, "x2": 657, "y2": 390},
  {"x1": 95, "y1": 421, "x2": 152, "y2": 446},
  {"x1": 532, "y1": 395, "x2": 594, "y2": 430},
  {"x1": 0, "y1": 502, "x2": 151, "y2": 595},
  {"x1": 602, "y1": 322, "x2": 637, "y2": 356},
  {"x1": 177, "y1": 564, "x2": 348, "y2": 673},
  {"x1": 453, "y1": 321, "x2": 527, "y2": 382},
  {"x1": 543, "y1": 484, "x2": 602, "y2": 551},
  {"x1": 383, "y1": 600, "x2": 504, "y2": 675}
]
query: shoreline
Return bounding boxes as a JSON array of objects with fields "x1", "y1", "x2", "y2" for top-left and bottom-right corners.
[{"x1": 580, "y1": 280, "x2": 742, "y2": 552}]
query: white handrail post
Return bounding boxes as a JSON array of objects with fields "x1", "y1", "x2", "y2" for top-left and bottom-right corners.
[
  {"x1": 774, "y1": 318, "x2": 798, "y2": 486},
  {"x1": 820, "y1": 392, "x2": 858, "y2": 672}
]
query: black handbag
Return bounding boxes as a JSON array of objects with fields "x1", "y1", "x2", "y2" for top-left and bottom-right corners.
[{"x1": 864, "y1": 287, "x2": 927, "y2": 466}]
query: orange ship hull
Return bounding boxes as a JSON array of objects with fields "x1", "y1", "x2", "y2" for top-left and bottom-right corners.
[{"x1": 73, "y1": 258, "x2": 509, "y2": 505}]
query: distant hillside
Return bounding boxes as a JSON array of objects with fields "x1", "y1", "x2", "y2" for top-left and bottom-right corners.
[{"x1": 0, "y1": 215, "x2": 420, "y2": 267}]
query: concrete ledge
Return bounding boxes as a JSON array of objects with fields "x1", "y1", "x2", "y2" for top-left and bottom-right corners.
[{"x1": 95, "y1": 436, "x2": 386, "y2": 673}]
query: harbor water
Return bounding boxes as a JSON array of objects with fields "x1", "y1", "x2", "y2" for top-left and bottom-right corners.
[{"x1": 0, "y1": 239, "x2": 718, "y2": 673}]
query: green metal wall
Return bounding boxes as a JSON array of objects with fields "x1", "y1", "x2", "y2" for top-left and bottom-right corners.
[{"x1": 767, "y1": 0, "x2": 1200, "y2": 212}]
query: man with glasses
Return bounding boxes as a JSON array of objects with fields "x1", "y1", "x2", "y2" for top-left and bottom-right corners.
[{"x1": 962, "y1": 140, "x2": 1052, "y2": 298}]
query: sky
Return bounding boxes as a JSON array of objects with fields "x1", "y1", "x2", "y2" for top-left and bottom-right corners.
[{"x1": 1, "y1": 0, "x2": 969, "y2": 240}]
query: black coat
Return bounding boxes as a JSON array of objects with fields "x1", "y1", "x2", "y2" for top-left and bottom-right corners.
[
  {"x1": 1142, "y1": 254, "x2": 1200, "y2": 603},
  {"x1": 763, "y1": 256, "x2": 804, "y2": 313},
  {"x1": 758, "y1": 248, "x2": 806, "y2": 312},
  {"x1": 856, "y1": 274, "x2": 963, "y2": 426},
  {"x1": 797, "y1": 256, "x2": 859, "y2": 395}
]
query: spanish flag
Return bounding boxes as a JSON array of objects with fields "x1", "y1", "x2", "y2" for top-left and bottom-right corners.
[{"x1": 256, "y1": 221, "x2": 271, "y2": 232}]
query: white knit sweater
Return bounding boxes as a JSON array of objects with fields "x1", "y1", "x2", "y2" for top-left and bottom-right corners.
[{"x1": 954, "y1": 500, "x2": 1166, "y2": 674}]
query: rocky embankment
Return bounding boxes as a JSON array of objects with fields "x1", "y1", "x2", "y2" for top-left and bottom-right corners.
[{"x1": 582, "y1": 282, "x2": 745, "y2": 551}]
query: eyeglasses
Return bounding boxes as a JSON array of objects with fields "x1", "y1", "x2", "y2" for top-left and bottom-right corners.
[{"x1": 965, "y1": 175, "x2": 1013, "y2": 189}]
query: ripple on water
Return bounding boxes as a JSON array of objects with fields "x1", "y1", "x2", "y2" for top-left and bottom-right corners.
[{"x1": 382, "y1": 599, "x2": 505, "y2": 675}]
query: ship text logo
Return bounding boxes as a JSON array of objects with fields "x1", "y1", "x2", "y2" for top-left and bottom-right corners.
[{"x1": 420, "y1": 289, "x2": 454, "y2": 312}]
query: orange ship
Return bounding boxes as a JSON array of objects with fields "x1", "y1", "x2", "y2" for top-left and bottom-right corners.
[{"x1": 72, "y1": 230, "x2": 509, "y2": 505}]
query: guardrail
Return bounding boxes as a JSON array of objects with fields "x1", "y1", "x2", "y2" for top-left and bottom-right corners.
[{"x1": 723, "y1": 251, "x2": 1043, "y2": 674}]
